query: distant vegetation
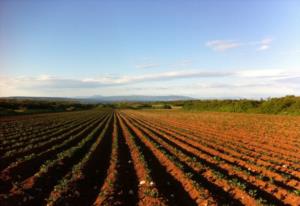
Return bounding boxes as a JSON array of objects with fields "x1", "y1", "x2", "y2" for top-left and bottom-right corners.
[
  {"x1": 1, "y1": 95, "x2": 300, "y2": 116},
  {"x1": 101, "y1": 102, "x2": 174, "y2": 110},
  {"x1": 182, "y1": 95, "x2": 300, "y2": 115},
  {"x1": 101, "y1": 95, "x2": 300, "y2": 115},
  {"x1": 0, "y1": 98, "x2": 96, "y2": 116}
]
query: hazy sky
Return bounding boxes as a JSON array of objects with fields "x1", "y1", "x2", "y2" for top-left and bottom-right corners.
[{"x1": 1, "y1": 0, "x2": 300, "y2": 98}]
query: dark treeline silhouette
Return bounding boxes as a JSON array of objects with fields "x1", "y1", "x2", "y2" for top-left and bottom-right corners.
[{"x1": 0, "y1": 98, "x2": 95, "y2": 115}]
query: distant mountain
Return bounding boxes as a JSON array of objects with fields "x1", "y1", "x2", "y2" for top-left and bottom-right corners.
[
  {"x1": 83, "y1": 95, "x2": 194, "y2": 103},
  {"x1": 3, "y1": 95, "x2": 194, "y2": 103},
  {"x1": 2, "y1": 96, "x2": 79, "y2": 102}
]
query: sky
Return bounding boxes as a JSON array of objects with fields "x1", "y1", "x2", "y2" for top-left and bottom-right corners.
[{"x1": 0, "y1": 0, "x2": 300, "y2": 98}]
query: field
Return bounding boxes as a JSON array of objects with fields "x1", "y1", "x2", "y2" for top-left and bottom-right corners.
[{"x1": 0, "y1": 109, "x2": 300, "y2": 206}]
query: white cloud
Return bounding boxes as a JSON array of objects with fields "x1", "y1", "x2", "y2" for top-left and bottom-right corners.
[
  {"x1": 1, "y1": 69, "x2": 299, "y2": 98},
  {"x1": 206, "y1": 37, "x2": 273, "y2": 52},
  {"x1": 236, "y1": 69, "x2": 285, "y2": 78},
  {"x1": 257, "y1": 38, "x2": 273, "y2": 51},
  {"x1": 0, "y1": 70, "x2": 233, "y2": 92},
  {"x1": 206, "y1": 40, "x2": 241, "y2": 51},
  {"x1": 258, "y1": 45, "x2": 269, "y2": 51}
]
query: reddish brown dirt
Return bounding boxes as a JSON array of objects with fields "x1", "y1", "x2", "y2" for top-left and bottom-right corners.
[{"x1": 1, "y1": 109, "x2": 300, "y2": 206}]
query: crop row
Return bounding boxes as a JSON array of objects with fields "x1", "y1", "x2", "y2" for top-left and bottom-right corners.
[
  {"x1": 1, "y1": 109, "x2": 299, "y2": 205},
  {"x1": 122, "y1": 111, "x2": 300, "y2": 205}
]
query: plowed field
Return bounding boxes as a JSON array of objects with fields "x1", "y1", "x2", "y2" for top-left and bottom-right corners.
[{"x1": 0, "y1": 109, "x2": 299, "y2": 206}]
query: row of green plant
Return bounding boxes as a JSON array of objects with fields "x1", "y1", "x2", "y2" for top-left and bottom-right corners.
[
  {"x1": 120, "y1": 114, "x2": 210, "y2": 201},
  {"x1": 1, "y1": 119, "x2": 72, "y2": 145},
  {"x1": 117, "y1": 115, "x2": 162, "y2": 199},
  {"x1": 139, "y1": 110, "x2": 300, "y2": 178},
  {"x1": 2, "y1": 114, "x2": 100, "y2": 159},
  {"x1": 175, "y1": 123, "x2": 300, "y2": 189},
  {"x1": 139, "y1": 113, "x2": 299, "y2": 196},
  {"x1": 46, "y1": 115, "x2": 113, "y2": 205},
  {"x1": 96, "y1": 116, "x2": 119, "y2": 202},
  {"x1": 0, "y1": 110, "x2": 90, "y2": 141},
  {"x1": 1, "y1": 113, "x2": 108, "y2": 185},
  {"x1": 0, "y1": 114, "x2": 90, "y2": 152},
  {"x1": 0, "y1": 112, "x2": 111, "y2": 205},
  {"x1": 126, "y1": 114, "x2": 268, "y2": 203},
  {"x1": 126, "y1": 113, "x2": 291, "y2": 204}
]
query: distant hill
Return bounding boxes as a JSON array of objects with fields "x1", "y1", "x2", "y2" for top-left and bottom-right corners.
[
  {"x1": 3, "y1": 96, "x2": 78, "y2": 102},
  {"x1": 3, "y1": 95, "x2": 194, "y2": 103},
  {"x1": 83, "y1": 95, "x2": 194, "y2": 103}
]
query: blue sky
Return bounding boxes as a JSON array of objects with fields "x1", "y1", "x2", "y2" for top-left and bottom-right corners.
[{"x1": 1, "y1": 0, "x2": 300, "y2": 98}]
